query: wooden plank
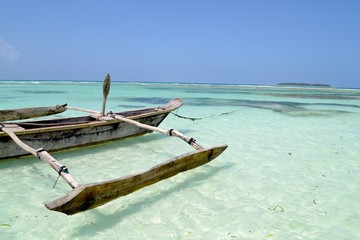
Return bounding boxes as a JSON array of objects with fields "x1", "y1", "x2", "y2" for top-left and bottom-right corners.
[
  {"x1": 45, "y1": 145, "x2": 228, "y2": 215},
  {"x1": 0, "y1": 104, "x2": 67, "y2": 121}
]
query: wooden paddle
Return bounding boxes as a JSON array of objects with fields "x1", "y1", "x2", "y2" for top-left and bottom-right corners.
[{"x1": 101, "y1": 73, "x2": 111, "y2": 116}]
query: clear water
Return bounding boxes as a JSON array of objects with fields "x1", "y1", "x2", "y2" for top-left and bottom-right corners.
[{"x1": 1, "y1": 81, "x2": 360, "y2": 239}]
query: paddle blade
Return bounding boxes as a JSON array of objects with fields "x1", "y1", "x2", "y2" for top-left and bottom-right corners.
[
  {"x1": 103, "y1": 73, "x2": 111, "y2": 98},
  {"x1": 101, "y1": 73, "x2": 111, "y2": 115}
]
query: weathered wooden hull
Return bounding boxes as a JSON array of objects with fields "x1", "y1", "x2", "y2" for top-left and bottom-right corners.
[
  {"x1": 0, "y1": 104, "x2": 67, "y2": 121},
  {"x1": 0, "y1": 99, "x2": 182, "y2": 160}
]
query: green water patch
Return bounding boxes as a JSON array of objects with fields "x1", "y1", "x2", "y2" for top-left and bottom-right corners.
[
  {"x1": 1, "y1": 223, "x2": 11, "y2": 228},
  {"x1": 122, "y1": 97, "x2": 171, "y2": 105},
  {"x1": 143, "y1": 86, "x2": 256, "y2": 95},
  {"x1": 185, "y1": 98, "x2": 357, "y2": 117},
  {"x1": 116, "y1": 104, "x2": 146, "y2": 109},
  {"x1": 0, "y1": 96, "x2": 16, "y2": 100},
  {"x1": 266, "y1": 93, "x2": 360, "y2": 100},
  {"x1": 120, "y1": 97, "x2": 357, "y2": 117},
  {"x1": 139, "y1": 84, "x2": 360, "y2": 100},
  {"x1": 15, "y1": 90, "x2": 67, "y2": 94}
]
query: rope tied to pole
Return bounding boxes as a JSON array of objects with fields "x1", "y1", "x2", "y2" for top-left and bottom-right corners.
[
  {"x1": 53, "y1": 165, "x2": 69, "y2": 188},
  {"x1": 171, "y1": 110, "x2": 237, "y2": 121},
  {"x1": 187, "y1": 138, "x2": 196, "y2": 145},
  {"x1": 35, "y1": 148, "x2": 46, "y2": 158}
]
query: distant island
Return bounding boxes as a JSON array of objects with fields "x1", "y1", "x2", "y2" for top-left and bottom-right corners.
[{"x1": 277, "y1": 83, "x2": 331, "y2": 87}]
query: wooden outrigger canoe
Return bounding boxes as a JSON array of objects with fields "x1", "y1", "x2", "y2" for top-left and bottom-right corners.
[
  {"x1": 0, "y1": 74, "x2": 228, "y2": 215},
  {"x1": 0, "y1": 98, "x2": 184, "y2": 159}
]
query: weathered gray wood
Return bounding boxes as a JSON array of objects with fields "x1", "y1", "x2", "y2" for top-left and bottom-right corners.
[
  {"x1": 0, "y1": 99, "x2": 183, "y2": 160},
  {"x1": 45, "y1": 145, "x2": 228, "y2": 215},
  {"x1": 102, "y1": 73, "x2": 111, "y2": 116},
  {"x1": 66, "y1": 101, "x2": 202, "y2": 150},
  {"x1": 0, "y1": 125, "x2": 79, "y2": 188},
  {"x1": 0, "y1": 126, "x2": 37, "y2": 155},
  {"x1": 0, "y1": 104, "x2": 67, "y2": 121}
]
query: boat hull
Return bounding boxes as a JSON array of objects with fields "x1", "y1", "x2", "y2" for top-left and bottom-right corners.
[
  {"x1": 1, "y1": 114, "x2": 167, "y2": 159},
  {"x1": 0, "y1": 99, "x2": 183, "y2": 160}
]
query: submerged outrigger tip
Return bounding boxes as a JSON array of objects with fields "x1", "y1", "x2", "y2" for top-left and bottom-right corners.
[{"x1": 1, "y1": 74, "x2": 228, "y2": 215}]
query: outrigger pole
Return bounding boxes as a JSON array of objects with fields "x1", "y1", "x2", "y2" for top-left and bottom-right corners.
[{"x1": 0, "y1": 125, "x2": 79, "y2": 189}]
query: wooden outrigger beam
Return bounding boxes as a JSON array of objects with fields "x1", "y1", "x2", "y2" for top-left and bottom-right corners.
[
  {"x1": 46, "y1": 145, "x2": 227, "y2": 215},
  {"x1": 0, "y1": 125, "x2": 79, "y2": 189}
]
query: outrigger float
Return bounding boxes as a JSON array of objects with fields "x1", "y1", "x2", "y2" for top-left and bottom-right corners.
[{"x1": 0, "y1": 74, "x2": 227, "y2": 215}]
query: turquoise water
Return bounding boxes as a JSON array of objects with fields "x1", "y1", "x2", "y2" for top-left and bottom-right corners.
[{"x1": 1, "y1": 81, "x2": 360, "y2": 239}]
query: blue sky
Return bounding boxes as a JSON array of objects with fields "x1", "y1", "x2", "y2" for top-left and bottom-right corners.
[{"x1": 0, "y1": 1, "x2": 359, "y2": 87}]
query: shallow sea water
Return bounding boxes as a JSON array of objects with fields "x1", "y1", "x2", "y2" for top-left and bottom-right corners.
[{"x1": 0, "y1": 81, "x2": 360, "y2": 239}]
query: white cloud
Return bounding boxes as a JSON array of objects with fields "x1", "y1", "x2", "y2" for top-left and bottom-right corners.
[{"x1": 0, "y1": 37, "x2": 21, "y2": 62}]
